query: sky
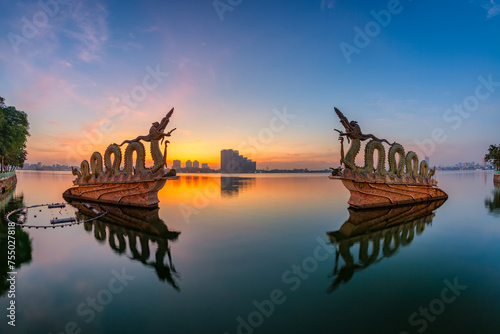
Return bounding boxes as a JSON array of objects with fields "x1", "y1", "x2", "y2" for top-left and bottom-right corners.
[{"x1": 0, "y1": 0, "x2": 499, "y2": 169}]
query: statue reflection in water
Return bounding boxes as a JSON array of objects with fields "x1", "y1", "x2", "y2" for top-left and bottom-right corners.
[
  {"x1": 326, "y1": 200, "x2": 446, "y2": 293},
  {"x1": 0, "y1": 187, "x2": 32, "y2": 297},
  {"x1": 68, "y1": 201, "x2": 181, "y2": 291}
]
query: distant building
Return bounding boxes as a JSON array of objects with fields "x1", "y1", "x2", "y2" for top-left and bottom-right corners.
[
  {"x1": 186, "y1": 160, "x2": 192, "y2": 168},
  {"x1": 482, "y1": 157, "x2": 486, "y2": 167},
  {"x1": 193, "y1": 160, "x2": 200, "y2": 169},
  {"x1": 425, "y1": 156, "x2": 430, "y2": 165},
  {"x1": 202, "y1": 163, "x2": 209, "y2": 169},
  {"x1": 173, "y1": 160, "x2": 181, "y2": 169},
  {"x1": 220, "y1": 149, "x2": 256, "y2": 173}
]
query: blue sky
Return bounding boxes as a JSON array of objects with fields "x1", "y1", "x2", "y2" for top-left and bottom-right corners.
[{"x1": 0, "y1": 0, "x2": 499, "y2": 169}]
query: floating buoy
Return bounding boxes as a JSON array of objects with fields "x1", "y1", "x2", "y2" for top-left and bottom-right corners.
[
  {"x1": 48, "y1": 203, "x2": 66, "y2": 209},
  {"x1": 51, "y1": 217, "x2": 76, "y2": 224}
]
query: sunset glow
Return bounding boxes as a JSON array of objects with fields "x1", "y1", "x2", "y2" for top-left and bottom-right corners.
[{"x1": 1, "y1": 0, "x2": 499, "y2": 169}]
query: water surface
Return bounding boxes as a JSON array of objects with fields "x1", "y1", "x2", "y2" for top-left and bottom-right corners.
[{"x1": 1, "y1": 170, "x2": 499, "y2": 334}]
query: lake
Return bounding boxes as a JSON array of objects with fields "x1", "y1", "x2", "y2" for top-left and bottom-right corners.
[{"x1": 1, "y1": 170, "x2": 499, "y2": 334}]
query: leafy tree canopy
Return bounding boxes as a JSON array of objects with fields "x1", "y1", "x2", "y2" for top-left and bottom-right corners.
[
  {"x1": 485, "y1": 144, "x2": 500, "y2": 171},
  {"x1": 0, "y1": 97, "x2": 30, "y2": 172}
]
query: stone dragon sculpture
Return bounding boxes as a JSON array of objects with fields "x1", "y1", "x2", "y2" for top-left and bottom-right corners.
[
  {"x1": 333, "y1": 107, "x2": 434, "y2": 179},
  {"x1": 72, "y1": 108, "x2": 177, "y2": 180}
]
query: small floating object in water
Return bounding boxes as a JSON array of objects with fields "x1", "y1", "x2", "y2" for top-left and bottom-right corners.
[
  {"x1": 51, "y1": 217, "x2": 76, "y2": 224},
  {"x1": 48, "y1": 203, "x2": 66, "y2": 209}
]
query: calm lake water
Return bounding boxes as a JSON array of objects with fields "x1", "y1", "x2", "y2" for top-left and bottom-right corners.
[{"x1": 1, "y1": 170, "x2": 500, "y2": 334}]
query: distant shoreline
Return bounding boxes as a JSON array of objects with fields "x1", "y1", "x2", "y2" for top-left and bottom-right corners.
[{"x1": 15, "y1": 169, "x2": 495, "y2": 175}]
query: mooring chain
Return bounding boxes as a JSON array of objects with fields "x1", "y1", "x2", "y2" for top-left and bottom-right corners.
[{"x1": 4, "y1": 203, "x2": 109, "y2": 229}]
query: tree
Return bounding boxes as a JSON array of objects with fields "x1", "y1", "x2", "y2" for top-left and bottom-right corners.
[
  {"x1": 0, "y1": 97, "x2": 30, "y2": 172},
  {"x1": 485, "y1": 144, "x2": 500, "y2": 171}
]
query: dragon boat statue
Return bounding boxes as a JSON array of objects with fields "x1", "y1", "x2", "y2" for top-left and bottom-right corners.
[
  {"x1": 330, "y1": 108, "x2": 448, "y2": 209},
  {"x1": 63, "y1": 108, "x2": 178, "y2": 208}
]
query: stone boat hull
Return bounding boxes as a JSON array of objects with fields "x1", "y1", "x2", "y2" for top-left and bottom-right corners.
[
  {"x1": 330, "y1": 171, "x2": 448, "y2": 209},
  {"x1": 0, "y1": 172, "x2": 17, "y2": 201},
  {"x1": 63, "y1": 172, "x2": 178, "y2": 208}
]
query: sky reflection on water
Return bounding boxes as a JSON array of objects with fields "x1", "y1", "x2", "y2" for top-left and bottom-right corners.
[{"x1": 0, "y1": 170, "x2": 499, "y2": 334}]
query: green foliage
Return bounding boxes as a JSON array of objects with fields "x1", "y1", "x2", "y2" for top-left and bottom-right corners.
[
  {"x1": 485, "y1": 144, "x2": 500, "y2": 171},
  {"x1": 0, "y1": 97, "x2": 30, "y2": 172},
  {"x1": 485, "y1": 189, "x2": 500, "y2": 216},
  {"x1": 0, "y1": 194, "x2": 32, "y2": 296}
]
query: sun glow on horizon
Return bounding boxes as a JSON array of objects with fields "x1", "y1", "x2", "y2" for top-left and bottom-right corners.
[{"x1": 3, "y1": 0, "x2": 499, "y2": 169}]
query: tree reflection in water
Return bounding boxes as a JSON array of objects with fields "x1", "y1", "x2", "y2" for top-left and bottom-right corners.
[
  {"x1": 69, "y1": 202, "x2": 181, "y2": 291},
  {"x1": 326, "y1": 200, "x2": 446, "y2": 293},
  {"x1": 484, "y1": 183, "x2": 500, "y2": 217},
  {"x1": 0, "y1": 187, "x2": 32, "y2": 297}
]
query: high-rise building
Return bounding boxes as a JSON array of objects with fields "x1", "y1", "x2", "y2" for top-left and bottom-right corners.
[
  {"x1": 202, "y1": 163, "x2": 209, "y2": 169},
  {"x1": 220, "y1": 149, "x2": 256, "y2": 173},
  {"x1": 186, "y1": 160, "x2": 192, "y2": 168},
  {"x1": 173, "y1": 160, "x2": 181, "y2": 169},
  {"x1": 425, "y1": 156, "x2": 430, "y2": 165},
  {"x1": 193, "y1": 160, "x2": 200, "y2": 168}
]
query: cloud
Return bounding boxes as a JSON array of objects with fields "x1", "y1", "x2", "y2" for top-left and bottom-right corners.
[
  {"x1": 65, "y1": 2, "x2": 109, "y2": 62},
  {"x1": 483, "y1": 0, "x2": 500, "y2": 18},
  {"x1": 140, "y1": 25, "x2": 159, "y2": 33},
  {"x1": 321, "y1": 0, "x2": 335, "y2": 12}
]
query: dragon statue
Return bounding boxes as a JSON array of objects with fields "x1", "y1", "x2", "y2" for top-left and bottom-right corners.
[
  {"x1": 72, "y1": 108, "x2": 177, "y2": 180},
  {"x1": 333, "y1": 107, "x2": 433, "y2": 178}
]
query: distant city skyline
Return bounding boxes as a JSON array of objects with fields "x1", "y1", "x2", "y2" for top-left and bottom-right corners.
[
  {"x1": 23, "y1": 148, "x2": 495, "y2": 171},
  {"x1": 19, "y1": 159, "x2": 495, "y2": 173},
  {"x1": 172, "y1": 159, "x2": 208, "y2": 169}
]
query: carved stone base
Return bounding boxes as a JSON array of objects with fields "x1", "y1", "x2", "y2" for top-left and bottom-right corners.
[
  {"x1": 63, "y1": 175, "x2": 172, "y2": 208},
  {"x1": 0, "y1": 173, "x2": 17, "y2": 202},
  {"x1": 330, "y1": 171, "x2": 448, "y2": 209}
]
